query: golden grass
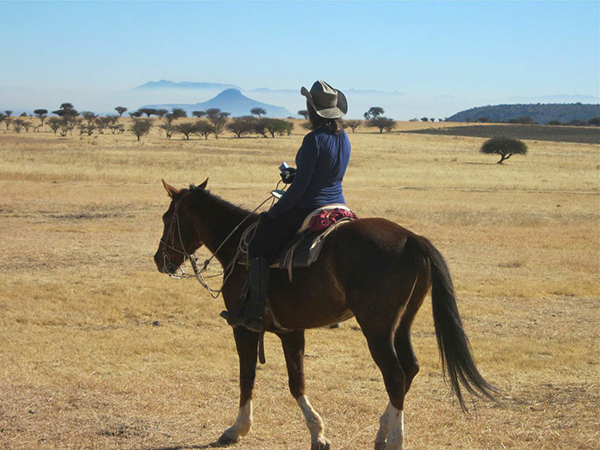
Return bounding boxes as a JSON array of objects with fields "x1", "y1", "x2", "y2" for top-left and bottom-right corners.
[{"x1": 0, "y1": 121, "x2": 598, "y2": 449}]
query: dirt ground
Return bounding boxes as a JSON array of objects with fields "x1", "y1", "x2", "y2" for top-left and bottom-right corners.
[{"x1": 0, "y1": 121, "x2": 598, "y2": 449}]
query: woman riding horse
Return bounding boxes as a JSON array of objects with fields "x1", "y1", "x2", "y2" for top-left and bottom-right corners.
[{"x1": 232, "y1": 80, "x2": 351, "y2": 332}]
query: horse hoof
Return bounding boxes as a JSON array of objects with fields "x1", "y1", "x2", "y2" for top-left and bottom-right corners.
[
  {"x1": 215, "y1": 433, "x2": 238, "y2": 447},
  {"x1": 311, "y1": 439, "x2": 331, "y2": 450}
]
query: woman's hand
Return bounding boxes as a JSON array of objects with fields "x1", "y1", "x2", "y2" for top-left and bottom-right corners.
[{"x1": 280, "y1": 167, "x2": 296, "y2": 184}]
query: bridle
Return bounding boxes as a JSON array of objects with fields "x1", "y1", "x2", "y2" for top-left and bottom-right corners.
[{"x1": 159, "y1": 193, "x2": 273, "y2": 299}]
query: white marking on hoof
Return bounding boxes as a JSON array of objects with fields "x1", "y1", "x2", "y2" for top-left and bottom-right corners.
[
  {"x1": 297, "y1": 395, "x2": 329, "y2": 448},
  {"x1": 219, "y1": 401, "x2": 253, "y2": 444},
  {"x1": 384, "y1": 407, "x2": 404, "y2": 450},
  {"x1": 374, "y1": 402, "x2": 394, "y2": 448}
]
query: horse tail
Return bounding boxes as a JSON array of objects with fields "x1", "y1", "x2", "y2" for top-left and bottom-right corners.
[{"x1": 407, "y1": 234, "x2": 498, "y2": 411}]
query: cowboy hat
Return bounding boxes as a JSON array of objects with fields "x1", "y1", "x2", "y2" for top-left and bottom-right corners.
[{"x1": 301, "y1": 80, "x2": 348, "y2": 119}]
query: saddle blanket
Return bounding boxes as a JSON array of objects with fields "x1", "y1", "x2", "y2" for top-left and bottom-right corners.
[{"x1": 240, "y1": 206, "x2": 359, "y2": 281}]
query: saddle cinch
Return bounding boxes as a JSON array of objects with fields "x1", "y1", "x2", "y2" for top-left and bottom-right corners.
[{"x1": 240, "y1": 205, "x2": 358, "y2": 281}]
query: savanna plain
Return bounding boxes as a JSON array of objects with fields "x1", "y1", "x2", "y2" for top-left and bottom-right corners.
[{"x1": 0, "y1": 120, "x2": 598, "y2": 449}]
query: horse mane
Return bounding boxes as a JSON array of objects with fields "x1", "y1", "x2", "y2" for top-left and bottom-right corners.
[{"x1": 187, "y1": 184, "x2": 255, "y2": 219}]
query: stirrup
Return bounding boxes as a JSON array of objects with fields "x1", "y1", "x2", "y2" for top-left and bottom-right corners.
[
  {"x1": 220, "y1": 310, "x2": 239, "y2": 328},
  {"x1": 220, "y1": 310, "x2": 263, "y2": 333}
]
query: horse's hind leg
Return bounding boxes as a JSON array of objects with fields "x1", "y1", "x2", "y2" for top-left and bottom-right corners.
[
  {"x1": 395, "y1": 275, "x2": 429, "y2": 394},
  {"x1": 279, "y1": 330, "x2": 330, "y2": 450},
  {"x1": 353, "y1": 308, "x2": 406, "y2": 450}
]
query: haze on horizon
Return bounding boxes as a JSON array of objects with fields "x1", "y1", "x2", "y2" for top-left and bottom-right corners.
[{"x1": 1, "y1": 1, "x2": 598, "y2": 119}]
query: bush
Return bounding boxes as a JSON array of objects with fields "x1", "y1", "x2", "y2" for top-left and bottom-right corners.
[{"x1": 507, "y1": 116, "x2": 534, "y2": 125}]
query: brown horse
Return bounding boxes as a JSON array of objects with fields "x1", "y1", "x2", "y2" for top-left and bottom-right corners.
[{"x1": 154, "y1": 179, "x2": 497, "y2": 450}]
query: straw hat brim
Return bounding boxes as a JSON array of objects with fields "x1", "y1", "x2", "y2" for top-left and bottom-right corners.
[{"x1": 301, "y1": 86, "x2": 348, "y2": 119}]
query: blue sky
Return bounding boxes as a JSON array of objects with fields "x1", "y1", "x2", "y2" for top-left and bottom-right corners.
[{"x1": 0, "y1": 1, "x2": 598, "y2": 117}]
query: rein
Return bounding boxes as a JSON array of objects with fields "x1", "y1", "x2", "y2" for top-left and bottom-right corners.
[{"x1": 161, "y1": 195, "x2": 273, "y2": 299}]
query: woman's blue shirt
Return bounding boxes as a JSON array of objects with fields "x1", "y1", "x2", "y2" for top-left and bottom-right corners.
[{"x1": 269, "y1": 128, "x2": 351, "y2": 217}]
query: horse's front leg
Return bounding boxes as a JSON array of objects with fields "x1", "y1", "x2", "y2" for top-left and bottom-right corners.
[
  {"x1": 217, "y1": 327, "x2": 259, "y2": 446},
  {"x1": 279, "y1": 330, "x2": 330, "y2": 450}
]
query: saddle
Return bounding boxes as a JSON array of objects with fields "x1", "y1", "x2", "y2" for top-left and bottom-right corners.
[{"x1": 240, "y1": 205, "x2": 358, "y2": 281}]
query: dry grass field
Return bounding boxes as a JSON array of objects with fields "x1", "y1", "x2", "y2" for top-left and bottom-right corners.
[{"x1": 0, "y1": 120, "x2": 598, "y2": 449}]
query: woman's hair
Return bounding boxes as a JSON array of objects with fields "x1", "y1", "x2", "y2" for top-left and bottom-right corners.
[{"x1": 307, "y1": 104, "x2": 343, "y2": 134}]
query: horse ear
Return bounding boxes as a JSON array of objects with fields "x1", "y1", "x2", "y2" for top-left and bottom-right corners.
[
  {"x1": 162, "y1": 179, "x2": 180, "y2": 198},
  {"x1": 198, "y1": 178, "x2": 209, "y2": 190}
]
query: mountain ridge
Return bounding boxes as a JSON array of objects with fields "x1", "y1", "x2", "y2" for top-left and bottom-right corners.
[
  {"x1": 143, "y1": 88, "x2": 292, "y2": 118},
  {"x1": 447, "y1": 103, "x2": 600, "y2": 124},
  {"x1": 134, "y1": 80, "x2": 241, "y2": 91}
]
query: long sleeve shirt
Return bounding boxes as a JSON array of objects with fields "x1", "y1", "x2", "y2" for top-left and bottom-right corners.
[{"x1": 269, "y1": 128, "x2": 351, "y2": 218}]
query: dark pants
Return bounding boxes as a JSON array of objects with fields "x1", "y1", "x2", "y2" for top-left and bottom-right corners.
[{"x1": 248, "y1": 208, "x2": 311, "y2": 260}]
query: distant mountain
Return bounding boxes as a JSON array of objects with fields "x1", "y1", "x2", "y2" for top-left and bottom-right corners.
[
  {"x1": 447, "y1": 103, "x2": 600, "y2": 124},
  {"x1": 134, "y1": 80, "x2": 241, "y2": 91},
  {"x1": 508, "y1": 94, "x2": 600, "y2": 104},
  {"x1": 143, "y1": 88, "x2": 292, "y2": 118}
]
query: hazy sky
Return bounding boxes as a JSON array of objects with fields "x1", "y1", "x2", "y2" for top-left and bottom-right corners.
[{"x1": 1, "y1": 1, "x2": 598, "y2": 116}]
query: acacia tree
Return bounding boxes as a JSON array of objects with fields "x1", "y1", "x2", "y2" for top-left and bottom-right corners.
[
  {"x1": 480, "y1": 137, "x2": 528, "y2": 164},
  {"x1": 129, "y1": 119, "x2": 153, "y2": 141},
  {"x1": 196, "y1": 121, "x2": 215, "y2": 140},
  {"x1": 226, "y1": 116, "x2": 255, "y2": 138},
  {"x1": 344, "y1": 120, "x2": 361, "y2": 133},
  {"x1": 58, "y1": 116, "x2": 78, "y2": 136},
  {"x1": 94, "y1": 116, "x2": 112, "y2": 134},
  {"x1": 159, "y1": 122, "x2": 175, "y2": 139},
  {"x1": 115, "y1": 106, "x2": 128, "y2": 117},
  {"x1": 253, "y1": 118, "x2": 269, "y2": 138},
  {"x1": 170, "y1": 108, "x2": 187, "y2": 120},
  {"x1": 265, "y1": 119, "x2": 289, "y2": 138},
  {"x1": 81, "y1": 111, "x2": 97, "y2": 126},
  {"x1": 34, "y1": 109, "x2": 48, "y2": 126},
  {"x1": 174, "y1": 122, "x2": 198, "y2": 140},
  {"x1": 364, "y1": 107, "x2": 384, "y2": 120},
  {"x1": 369, "y1": 117, "x2": 396, "y2": 133},
  {"x1": 297, "y1": 110, "x2": 309, "y2": 119},
  {"x1": 53, "y1": 103, "x2": 78, "y2": 117},
  {"x1": 47, "y1": 117, "x2": 62, "y2": 135},
  {"x1": 192, "y1": 110, "x2": 206, "y2": 118},
  {"x1": 205, "y1": 108, "x2": 229, "y2": 138},
  {"x1": 138, "y1": 108, "x2": 158, "y2": 117},
  {"x1": 156, "y1": 109, "x2": 169, "y2": 118},
  {"x1": 250, "y1": 107, "x2": 266, "y2": 118}
]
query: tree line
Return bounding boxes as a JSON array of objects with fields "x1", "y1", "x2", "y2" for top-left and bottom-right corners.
[
  {"x1": 0, "y1": 104, "x2": 296, "y2": 141},
  {"x1": 1, "y1": 104, "x2": 412, "y2": 139}
]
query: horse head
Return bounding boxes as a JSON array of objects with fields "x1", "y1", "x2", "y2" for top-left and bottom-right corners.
[{"x1": 154, "y1": 178, "x2": 208, "y2": 273}]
